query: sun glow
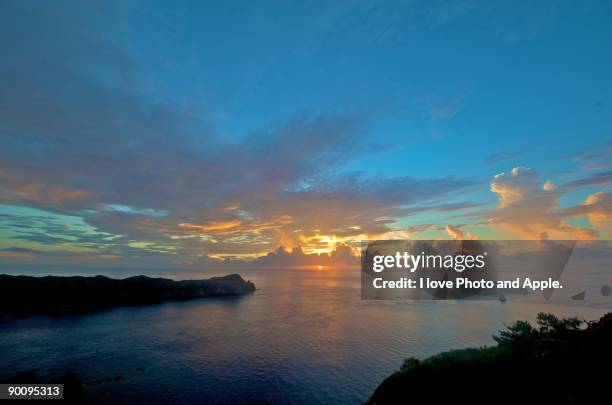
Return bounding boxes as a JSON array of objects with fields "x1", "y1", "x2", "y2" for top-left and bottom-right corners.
[{"x1": 301, "y1": 233, "x2": 364, "y2": 255}]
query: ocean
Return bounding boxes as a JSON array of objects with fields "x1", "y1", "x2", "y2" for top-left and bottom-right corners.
[{"x1": 0, "y1": 268, "x2": 607, "y2": 404}]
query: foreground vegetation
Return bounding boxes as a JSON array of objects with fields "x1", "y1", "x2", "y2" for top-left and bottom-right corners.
[{"x1": 367, "y1": 312, "x2": 612, "y2": 405}]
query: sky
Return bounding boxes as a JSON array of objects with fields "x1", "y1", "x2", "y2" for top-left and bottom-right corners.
[{"x1": 0, "y1": 0, "x2": 611, "y2": 273}]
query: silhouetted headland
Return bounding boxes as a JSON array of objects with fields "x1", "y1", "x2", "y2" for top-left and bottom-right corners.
[
  {"x1": 0, "y1": 273, "x2": 255, "y2": 316},
  {"x1": 367, "y1": 312, "x2": 612, "y2": 405}
]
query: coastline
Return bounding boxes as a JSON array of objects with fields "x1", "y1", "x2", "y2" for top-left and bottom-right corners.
[{"x1": 0, "y1": 273, "x2": 255, "y2": 317}]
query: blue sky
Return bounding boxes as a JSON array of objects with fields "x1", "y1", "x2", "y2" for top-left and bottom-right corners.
[{"x1": 0, "y1": 0, "x2": 611, "y2": 271}]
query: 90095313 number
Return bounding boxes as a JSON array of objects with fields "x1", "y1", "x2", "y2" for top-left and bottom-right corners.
[{"x1": 1, "y1": 384, "x2": 63, "y2": 400}]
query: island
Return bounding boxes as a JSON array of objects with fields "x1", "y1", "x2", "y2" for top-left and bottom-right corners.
[
  {"x1": 367, "y1": 312, "x2": 612, "y2": 405},
  {"x1": 0, "y1": 273, "x2": 255, "y2": 316}
]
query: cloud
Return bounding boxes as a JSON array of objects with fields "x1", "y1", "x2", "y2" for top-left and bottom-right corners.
[
  {"x1": 0, "y1": 181, "x2": 93, "y2": 206},
  {"x1": 0, "y1": 2, "x2": 480, "y2": 268},
  {"x1": 179, "y1": 216, "x2": 293, "y2": 235},
  {"x1": 2, "y1": 3, "x2": 607, "y2": 272},
  {"x1": 564, "y1": 192, "x2": 612, "y2": 239},
  {"x1": 484, "y1": 149, "x2": 525, "y2": 166},
  {"x1": 445, "y1": 224, "x2": 476, "y2": 240},
  {"x1": 582, "y1": 192, "x2": 612, "y2": 225},
  {"x1": 486, "y1": 167, "x2": 604, "y2": 239},
  {"x1": 543, "y1": 180, "x2": 556, "y2": 191},
  {"x1": 566, "y1": 140, "x2": 612, "y2": 172},
  {"x1": 0, "y1": 8, "x2": 480, "y2": 263},
  {"x1": 559, "y1": 171, "x2": 612, "y2": 190},
  {"x1": 253, "y1": 244, "x2": 358, "y2": 269}
]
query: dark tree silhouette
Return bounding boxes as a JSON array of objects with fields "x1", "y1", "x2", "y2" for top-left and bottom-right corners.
[{"x1": 367, "y1": 312, "x2": 612, "y2": 405}]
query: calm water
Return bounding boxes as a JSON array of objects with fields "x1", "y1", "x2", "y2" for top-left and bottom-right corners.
[{"x1": 0, "y1": 269, "x2": 608, "y2": 404}]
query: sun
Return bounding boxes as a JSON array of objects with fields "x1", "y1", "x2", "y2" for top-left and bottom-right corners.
[{"x1": 316, "y1": 265, "x2": 323, "y2": 271}]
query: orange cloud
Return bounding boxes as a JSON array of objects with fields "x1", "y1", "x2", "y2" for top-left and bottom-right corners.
[
  {"x1": 583, "y1": 192, "x2": 612, "y2": 224},
  {"x1": 253, "y1": 244, "x2": 359, "y2": 269},
  {"x1": 564, "y1": 192, "x2": 612, "y2": 238},
  {"x1": 178, "y1": 215, "x2": 293, "y2": 235},
  {"x1": 488, "y1": 167, "x2": 600, "y2": 240},
  {"x1": 1, "y1": 181, "x2": 92, "y2": 205},
  {"x1": 445, "y1": 225, "x2": 476, "y2": 240},
  {"x1": 179, "y1": 220, "x2": 244, "y2": 233}
]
